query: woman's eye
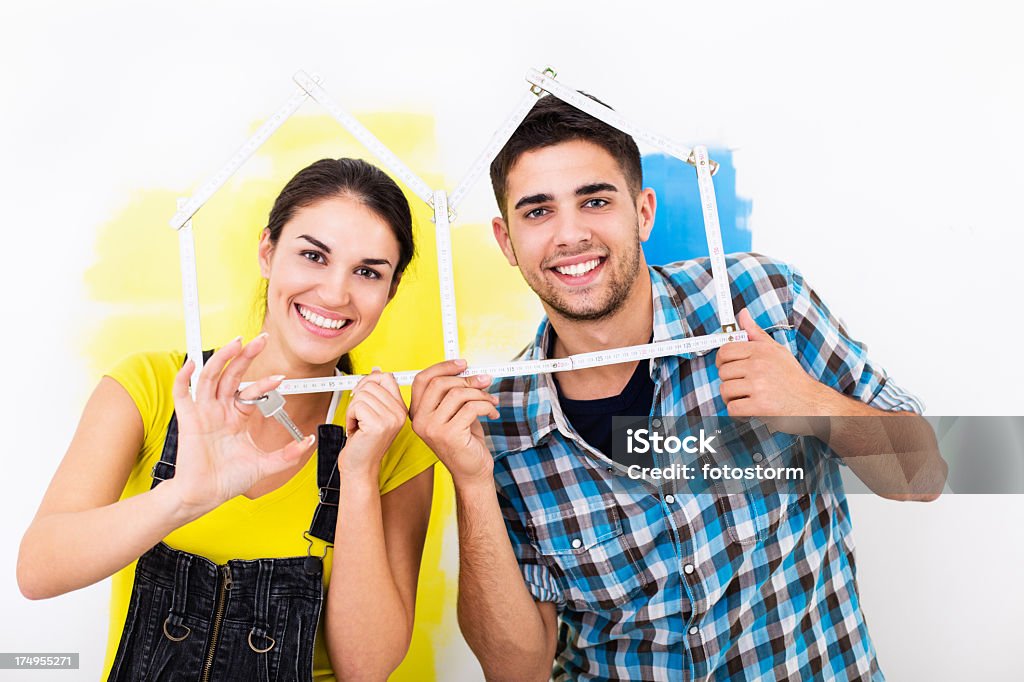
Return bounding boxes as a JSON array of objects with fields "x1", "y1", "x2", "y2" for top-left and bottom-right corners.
[
  {"x1": 301, "y1": 251, "x2": 326, "y2": 265},
  {"x1": 355, "y1": 266, "x2": 381, "y2": 280},
  {"x1": 583, "y1": 198, "x2": 609, "y2": 209}
]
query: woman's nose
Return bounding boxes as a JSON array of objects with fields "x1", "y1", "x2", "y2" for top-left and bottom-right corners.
[{"x1": 319, "y1": 269, "x2": 352, "y2": 308}]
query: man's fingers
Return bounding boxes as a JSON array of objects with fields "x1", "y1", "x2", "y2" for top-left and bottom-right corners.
[
  {"x1": 738, "y1": 308, "x2": 773, "y2": 342},
  {"x1": 715, "y1": 341, "x2": 753, "y2": 367},
  {"x1": 448, "y1": 400, "x2": 501, "y2": 436},
  {"x1": 416, "y1": 373, "x2": 490, "y2": 418},
  {"x1": 717, "y1": 361, "x2": 748, "y2": 382},
  {"x1": 433, "y1": 386, "x2": 498, "y2": 426},
  {"x1": 720, "y1": 378, "x2": 753, "y2": 403},
  {"x1": 410, "y1": 359, "x2": 468, "y2": 411},
  {"x1": 216, "y1": 333, "x2": 269, "y2": 401}
]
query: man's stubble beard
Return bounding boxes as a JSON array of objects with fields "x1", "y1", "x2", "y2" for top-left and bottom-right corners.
[{"x1": 514, "y1": 224, "x2": 644, "y2": 323}]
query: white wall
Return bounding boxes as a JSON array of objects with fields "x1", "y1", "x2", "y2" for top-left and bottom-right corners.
[{"x1": 1, "y1": 1, "x2": 1021, "y2": 679}]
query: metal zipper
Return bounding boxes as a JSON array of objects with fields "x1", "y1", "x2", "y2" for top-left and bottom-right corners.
[{"x1": 199, "y1": 564, "x2": 233, "y2": 682}]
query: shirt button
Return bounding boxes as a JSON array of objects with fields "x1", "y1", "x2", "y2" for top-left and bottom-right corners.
[
  {"x1": 684, "y1": 563, "x2": 695, "y2": 575},
  {"x1": 571, "y1": 538, "x2": 582, "y2": 549},
  {"x1": 652, "y1": 418, "x2": 662, "y2": 428},
  {"x1": 753, "y1": 453, "x2": 764, "y2": 463},
  {"x1": 664, "y1": 494, "x2": 676, "y2": 505},
  {"x1": 688, "y1": 626, "x2": 699, "y2": 636}
]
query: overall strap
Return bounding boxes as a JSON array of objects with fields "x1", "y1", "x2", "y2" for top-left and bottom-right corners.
[
  {"x1": 148, "y1": 350, "x2": 347, "y2": 546},
  {"x1": 307, "y1": 424, "x2": 346, "y2": 545},
  {"x1": 151, "y1": 350, "x2": 215, "y2": 489},
  {"x1": 161, "y1": 551, "x2": 194, "y2": 642},
  {"x1": 248, "y1": 559, "x2": 276, "y2": 654}
]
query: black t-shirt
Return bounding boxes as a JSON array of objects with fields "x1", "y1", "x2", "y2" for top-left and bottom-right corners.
[{"x1": 554, "y1": 347, "x2": 656, "y2": 456}]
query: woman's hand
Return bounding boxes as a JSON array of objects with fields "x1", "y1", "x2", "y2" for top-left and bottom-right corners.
[
  {"x1": 342, "y1": 369, "x2": 408, "y2": 479},
  {"x1": 167, "y1": 335, "x2": 316, "y2": 515}
]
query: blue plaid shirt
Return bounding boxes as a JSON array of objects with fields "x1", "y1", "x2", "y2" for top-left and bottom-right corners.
[{"x1": 482, "y1": 253, "x2": 923, "y2": 682}]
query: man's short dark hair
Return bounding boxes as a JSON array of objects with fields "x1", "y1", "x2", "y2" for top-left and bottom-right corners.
[{"x1": 489, "y1": 92, "x2": 643, "y2": 220}]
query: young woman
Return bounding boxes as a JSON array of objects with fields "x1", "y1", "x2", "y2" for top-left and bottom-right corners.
[{"x1": 17, "y1": 158, "x2": 436, "y2": 681}]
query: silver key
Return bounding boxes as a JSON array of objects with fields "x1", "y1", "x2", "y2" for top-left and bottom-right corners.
[{"x1": 255, "y1": 389, "x2": 306, "y2": 442}]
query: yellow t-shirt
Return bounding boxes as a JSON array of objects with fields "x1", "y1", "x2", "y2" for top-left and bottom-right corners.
[{"x1": 100, "y1": 351, "x2": 436, "y2": 681}]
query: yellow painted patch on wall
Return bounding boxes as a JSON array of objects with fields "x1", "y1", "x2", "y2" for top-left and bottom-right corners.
[{"x1": 82, "y1": 110, "x2": 540, "y2": 680}]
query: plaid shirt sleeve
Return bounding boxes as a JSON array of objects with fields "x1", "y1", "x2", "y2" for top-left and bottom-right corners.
[
  {"x1": 498, "y1": 488, "x2": 565, "y2": 606},
  {"x1": 790, "y1": 267, "x2": 925, "y2": 413}
]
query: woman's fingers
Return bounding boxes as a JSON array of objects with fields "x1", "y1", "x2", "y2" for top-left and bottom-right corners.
[
  {"x1": 171, "y1": 359, "x2": 198, "y2": 420},
  {"x1": 233, "y1": 374, "x2": 286, "y2": 417},
  {"x1": 365, "y1": 368, "x2": 404, "y2": 404},
  {"x1": 356, "y1": 376, "x2": 408, "y2": 418},
  {"x1": 195, "y1": 338, "x2": 243, "y2": 403},
  {"x1": 263, "y1": 434, "x2": 317, "y2": 475},
  {"x1": 216, "y1": 333, "x2": 269, "y2": 401},
  {"x1": 346, "y1": 392, "x2": 385, "y2": 433}
]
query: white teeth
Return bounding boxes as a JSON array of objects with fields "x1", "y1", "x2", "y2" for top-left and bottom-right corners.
[
  {"x1": 298, "y1": 305, "x2": 349, "y2": 330},
  {"x1": 555, "y1": 258, "x2": 600, "y2": 277}
]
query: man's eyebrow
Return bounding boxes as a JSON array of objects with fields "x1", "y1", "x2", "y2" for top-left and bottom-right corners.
[
  {"x1": 297, "y1": 234, "x2": 331, "y2": 253},
  {"x1": 576, "y1": 182, "x2": 618, "y2": 196},
  {"x1": 513, "y1": 192, "x2": 553, "y2": 210}
]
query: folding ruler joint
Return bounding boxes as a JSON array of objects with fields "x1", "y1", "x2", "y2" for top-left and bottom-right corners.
[{"x1": 530, "y1": 66, "x2": 557, "y2": 96}]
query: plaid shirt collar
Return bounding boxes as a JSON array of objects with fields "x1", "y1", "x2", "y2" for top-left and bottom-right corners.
[{"x1": 506, "y1": 266, "x2": 697, "y2": 456}]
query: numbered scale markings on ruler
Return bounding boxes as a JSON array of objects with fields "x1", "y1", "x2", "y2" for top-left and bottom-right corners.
[
  {"x1": 448, "y1": 90, "x2": 541, "y2": 211},
  {"x1": 692, "y1": 145, "x2": 736, "y2": 332},
  {"x1": 292, "y1": 70, "x2": 434, "y2": 206},
  {"x1": 432, "y1": 190, "x2": 460, "y2": 360},
  {"x1": 176, "y1": 198, "x2": 204, "y2": 394},
  {"x1": 253, "y1": 331, "x2": 749, "y2": 395},
  {"x1": 524, "y1": 68, "x2": 720, "y2": 176},
  {"x1": 170, "y1": 85, "x2": 313, "y2": 230},
  {"x1": 174, "y1": 65, "x2": 746, "y2": 398}
]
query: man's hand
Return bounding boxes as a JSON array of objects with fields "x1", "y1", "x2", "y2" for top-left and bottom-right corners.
[
  {"x1": 716, "y1": 309, "x2": 833, "y2": 435},
  {"x1": 410, "y1": 360, "x2": 500, "y2": 488}
]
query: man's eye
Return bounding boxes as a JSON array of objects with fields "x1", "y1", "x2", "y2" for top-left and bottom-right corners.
[
  {"x1": 301, "y1": 251, "x2": 326, "y2": 264},
  {"x1": 355, "y1": 267, "x2": 381, "y2": 280},
  {"x1": 525, "y1": 207, "x2": 550, "y2": 219},
  {"x1": 583, "y1": 198, "x2": 609, "y2": 209}
]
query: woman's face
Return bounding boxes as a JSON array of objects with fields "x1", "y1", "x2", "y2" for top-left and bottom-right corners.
[{"x1": 259, "y1": 194, "x2": 402, "y2": 369}]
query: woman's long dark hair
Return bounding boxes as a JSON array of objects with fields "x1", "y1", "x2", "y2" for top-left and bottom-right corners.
[{"x1": 263, "y1": 158, "x2": 415, "y2": 374}]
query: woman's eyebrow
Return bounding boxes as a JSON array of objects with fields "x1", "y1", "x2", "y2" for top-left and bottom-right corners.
[
  {"x1": 361, "y1": 258, "x2": 392, "y2": 268},
  {"x1": 297, "y1": 234, "x2": 331, "y2": 253}
]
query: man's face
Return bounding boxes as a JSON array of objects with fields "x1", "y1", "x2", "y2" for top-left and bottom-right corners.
[{"x1": 492, "y1": 139, "x2": 655, "y2": 322}]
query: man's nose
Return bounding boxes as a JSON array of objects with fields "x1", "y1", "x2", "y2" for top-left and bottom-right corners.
[{"x1": 551, "y1": 210, "x2": 593, "y2": 247}]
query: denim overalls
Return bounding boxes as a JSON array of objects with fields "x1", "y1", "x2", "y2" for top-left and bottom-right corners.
[{"x1": 108, "y1": 352, "x2": 347, "y2": 681}]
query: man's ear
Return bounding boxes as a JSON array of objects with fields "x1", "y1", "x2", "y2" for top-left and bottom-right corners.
[
  {"x1": 491, "y1": 217, "x2": 518, "y2": 266},
  {"x1": 637, "y1": 188, "x2": 657, "y2": 242},
  {"x1": 387, "y1": 271, "x2": 403, "y2": 302},
  {"x1": 258, "y1": 228, "x2": 274, "y2": 278}
]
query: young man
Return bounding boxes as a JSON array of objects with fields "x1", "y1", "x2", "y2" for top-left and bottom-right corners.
[{"x1": 410, "y1": 94, "x2": 946, "y2": 681}]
